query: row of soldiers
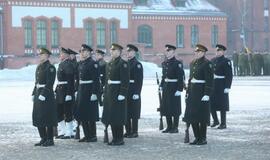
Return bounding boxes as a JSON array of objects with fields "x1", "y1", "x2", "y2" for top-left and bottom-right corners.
[
  {"x1": 232, "y1": 50, "x2": 270, "y2": 76},
  {"x1": 31, "y1": 42, "x2": 232, "y2": 147}
]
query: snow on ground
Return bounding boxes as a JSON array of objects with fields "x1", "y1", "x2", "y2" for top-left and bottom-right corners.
[{"x1": 0, "y1": 62, "x2": 270, "y2": 159}]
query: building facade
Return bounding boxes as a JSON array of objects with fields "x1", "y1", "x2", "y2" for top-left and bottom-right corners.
[{"x1": 0, "y1": 0, "x2": 227, "y2": 69}]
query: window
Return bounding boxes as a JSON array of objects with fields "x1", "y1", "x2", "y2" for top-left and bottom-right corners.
[
  {"x1": 264, "y1": 0, "x2": 269, "y2": 9},
  {"x1": 191, "y1": 25, "x2": 199, "y2": 47},
  {"x1": 265, "y1": 38, "x2": 269, "y2": 51},
  {"x1": 96, "y1": 21, "x2": 106, "y2": 48},
  {"x1": 175, "y1": 0, "x2": 186, "y2": 7},
  {"x1": 264, "y1": 17, "x2": 269, "y2": 32},
  {"x1": 176, "y1": 25, "x2": 184, "y2": 48},
  {"x1": 110, "y1": 21, "x2": 118, "y2": 44},
  {"x1": 85, "y1": 20, "x2": 93, "y2": 47},
  {"x1": 211, "y1": 25, "x2": 218, "y2": 47},
  {"x1": 23, "y1": 20, "x2": 33, "y2": 48},
  {"x1": 36, "y1": 20, "x2": 47, "y2": 48},
  {"x1": 51, "y1": 20, "x2": 59, "y2": 48},
  {"x1": 136, "y1": 0, "x2": 147, "y2": 5},
  {"x1": 138, "y1": 25, "x2": 153, "y2": 48}
]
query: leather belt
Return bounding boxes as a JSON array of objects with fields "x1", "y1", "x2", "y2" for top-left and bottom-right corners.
[
  {"x1": 79, "y1": 80, "x2": 93, "y2": 84},
  {"x1": 191, "y1": 78, "x2": 206, "y2": 83},
  {"x1": 57, "y1": 81, "x2": 68, "y2": 85},
  {"x1": 129, "y1": 80, "x2": 135, "y2": 83},
  {"x1": 214, "y1": 74, "x2": 225, "y2": 79},
  {"x1": 36, "y1": 84, "x2": 45, "y2": 88},
  {"x1": 108, "y1": 80, "x2": 121, "y2": 84},
  {"x1": 165, "y1": 78, "x2": 178, "y2": 82}
]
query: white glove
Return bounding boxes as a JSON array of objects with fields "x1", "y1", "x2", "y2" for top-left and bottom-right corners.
[
  {"x1": 174, "y1": 91, "x2": 181, "y2": 96},
  {"x1": 65, "y1": 95, "x2": 72, "y2": 101},
  {"x1": 38, "y1": 95, "x2": 46, "y2": 101},
  {"x1": 224, "y1": 88, "x2": 230, "y2": 94},
  {"x1": 90, "y1": 94, "x2": 97, "y2": 101},
  {"x1": 159, "y1": 87, "x2": 163, "y2": 91},
  {"x1": 201, "y1": 95, "x2": 209, "y2": 101},
  {"x1": 75, "y1": 92, "x2": 78, "y2": 99},
  {"x1": 117, "y1": 95, "x2": 125, "y2": 101},
  {"x1": 32, "y1": 96, "x2": 34, "y2": 102},
  {"x1": 132, "y1": 94, "x2": 140, "y2": 100}
]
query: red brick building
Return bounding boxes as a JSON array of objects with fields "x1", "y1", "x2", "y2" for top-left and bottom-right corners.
[
  {"x1": 208, "y1": 0, "x2": 270, "y2": 53},
  {"x1": 0, "y1": 0, "x2": 227, "y2": 69}
]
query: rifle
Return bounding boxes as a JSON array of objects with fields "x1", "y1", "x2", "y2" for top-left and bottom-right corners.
[
  {"x1": 103, "y1": 124, "x2": 109, "y2": 143},
  {"x1": 156, "y1": 72, "x2": 163, "y2": 130},
  {"x1": 74, "y1": 121, "x2": 80, "y2": 139}
]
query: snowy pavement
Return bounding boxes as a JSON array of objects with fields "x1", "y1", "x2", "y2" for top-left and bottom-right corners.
[{"x1": 0, "y1": 78, "x2": 270, "y2": 160}]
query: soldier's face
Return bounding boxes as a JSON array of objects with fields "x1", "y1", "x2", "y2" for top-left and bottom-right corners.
[
  {"x1": 165, "y1": 49, "x2": 175, "y2": 59},
  {"x1": 195, "y1": 51, "x2": 205, "y2": 59},
  {"x1": 110, "y1": 49, "x2": 120, "y2": 59},
  {"x1": 127, "y1": 50, "x2": 135, "y2": 59},
  {"x1": 60, "y1": 52, "x2": 69, "y2": 61},
  {"x1": 80, "y1": 50, "x2": 89, "y2": 60},
  {"x1": 216, "y1": 50, "x2": 224, "y2": 57},
  {"x1": 39, "y1": 53, "x2": 49, "y2": 63},
  {"x1": 96, "y1": 54, "x2": 103, "y2": 60}
]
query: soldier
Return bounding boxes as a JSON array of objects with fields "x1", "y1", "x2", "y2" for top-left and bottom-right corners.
[
  {"x1": 74, "y1": 44, "x2": 100, "y2": 142},
  {"x1": 102, "y1": 43, "x2": 129, "y2": 146},
  {"x1": 210, "y1": 44, "x2": 233, "y2": 129},
  {"x1": 124, "y1": 44, "x2": 143, "y2": 138},
  {"x1": 238, "y1": 51, "x2": 248, "y2": 76},
  {"x1": 160, "y1": 44, "x2": 185, "y2": 133},
  {"x1": 232, "y1": 50, "x2": 239, "y2": 76},
  {"x1": 262, "y1": 52, "x2": 270, "y2": 75},
  {"x1": 253, "y1": 51, "x2": 263, "y2": 76},
  {"x1": 32, "y1": 48, "x2": 57, "y2": 147},
  {"x1": 55, "y1": 47, "x2": 75, "y2": 139},
  {"x1": 95, "y1": 49, "x2": 107, "y2": 106},
  {"x1": 183, "y1": 44, "x2": 213, "y2": 145}
]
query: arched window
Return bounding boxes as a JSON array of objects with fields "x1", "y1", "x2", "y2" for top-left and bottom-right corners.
[
  {"x1": 51, "y1": 20, "x2": 60, "y2": 48},
  {"x1": 138, "y1": 25, "x2": 153, "y2": 48},
  {"x1": 23, "y1": 20, "x2": 33, "y2": 48},
  {"x1": 36, "y1": 20, "x2": 47, "y2": 48},
  {"x1": 191, "y1": 25, "x2": 199, "y2": 48},
  {"x1": 176, "y1": 25, "x2": 184, "y2": 48},
  {"x1": 110, "y1": 20, "x2": 118, "y2": 44},
  {"x1": 175, "y1": 0, "x2": 186, "y2": 7},
  {"x1": 84, "y1": 19, "x2": 93, "y2": 47},
  {"x1": 96, "y1": 20, "x2": 106, "y2": 48},
  {"x1": 211, "y1": 25, "x2": 218, "y2": 47}
]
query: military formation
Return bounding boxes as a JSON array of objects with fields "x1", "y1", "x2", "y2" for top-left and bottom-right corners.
[
  {"x1": 32, "y1": 43, "x2": 233, "y2": 147},
  {"x1": 232, "y1": 49, "x2": 270, "y2": 76}
]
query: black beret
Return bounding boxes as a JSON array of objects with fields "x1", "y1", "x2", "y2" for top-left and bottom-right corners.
[
  {"x1": 81, "y1": 44, "x2": 93, "y2": 52},
  {"x1": 165, "y1": 44, "x2": 176, "y2": 51},
  {"x1": 40, "y1": 48, "x2": 51, "y2": 55},
  {"x1": 195, "y1": 44, "x2": 208, "y2": 52},
  {"x1": 67, "y1": 48, "x2": 78, "y2": 55},
  {"x1": 216, "y1": 44, "x2": 227, "y2": 51},
  {"x1": 111, "y1": 43, "x2": 123, "y2": 50},
  {"x1": 127, "y1": 44, "x2": 139, "y2": 52},
  {"x1": 96, "y1": 49, "x2": 106, "y2": 55}
]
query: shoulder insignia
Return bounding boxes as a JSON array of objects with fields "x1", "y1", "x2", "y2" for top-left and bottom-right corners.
[
  {"x1": 94, "y1": 64, "x2": 98, "y2": 68},
  {"x1": 137, "y1": 64, "x2": 141, "y2": 69},
  {"x1": 178, "y1": 63, "x2": 182, "y2": 68},
  {"x1": 123, "y1": 63, "x2": 127, "y2": 68},
  {"x1": 50, "y1": 67, "x2": 55, "y2": 72}
]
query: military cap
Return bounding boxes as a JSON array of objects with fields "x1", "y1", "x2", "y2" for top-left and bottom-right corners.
[
  {"x1": 96, "y1": 49, "x2": 106, "y2": 55},
  {"x1": 111, "y1": 43, "x2": 123, "y2": 51},
  {"x1": 127, "y1": 44, "x2": 139, "y2": 52},
  {"x1": 216, "y1": 44, "x2": 227, "y2": 51},
  {"x1": 165, "y1": 44, "x2": 176, "y2": 51},
  {"x1": 67, "y1": 48, "x2": 78, "y2": 55},
  {"x1": 195, "y1": 44, "x2": 208, "y2": 52},
  {"x1": 39, "y1": 48, "x2": 51, "y2": 55},
  {"x1": 245, "y1": 47, "x2": 251, "y2": 53},
  {"x1": 61, "y1": 47, "x2": 69, "y2": 54},
  {"x1": 81, "y1": 44, "x2": 93, "y2": 52}
]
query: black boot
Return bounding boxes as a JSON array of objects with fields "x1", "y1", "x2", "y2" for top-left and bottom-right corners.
[
  {"x1": 162, "y1": 116, "x2": 172, "y2": 133},
  {"x1": 79, "y1": 122, "x2": 90, "y2": 142},
  {"x1": 211, "y1": 110, "x2": 219, "y2": 127},
  {"x1": 108, "y1": 125, "x2": 117, "y2": 145},
  {"x1": 35, "y1": 127, "x2": 47, "y2": 146},
  {"x1": 197, "y1": 123, "x2": 207, "y2": 145},
  {"x1": 190, "y1": 123, "x2": 200, "y2": 145},
  {"x1": 124, "y1": 119, "x2": 132, "y2": 138},
  {"x1": 169, "y1": 116, "x2": 179, "y2": 133},
  {"x1": 42, "y1": 127, "x2": 54, "y2": 147},
  {"x1": 130, "y1": 119, "x2": 139, "y2": 138},
  {"x1": 109, "y1": 126, "x2": 124, "y2": 146},
  {"x1": 218, "y1": 111, "x2": 227, "y2": 129},
  {"x1": 89, "y1": 122, "x2": 97, "y2": 142}
]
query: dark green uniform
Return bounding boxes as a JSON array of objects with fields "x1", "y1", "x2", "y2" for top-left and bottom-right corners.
[
  {"x1": 232, "y1": 52, "x2": 239, "y2": 76},
  {"x1": 238, "y1": 53, "x2": 248, "y2": 76},
  {"x1": 32, "y1": 60, "x2": 57, "y2": 146},
  {"x1": 253, "y1": 53, "x2": 263, "y2": 76}
]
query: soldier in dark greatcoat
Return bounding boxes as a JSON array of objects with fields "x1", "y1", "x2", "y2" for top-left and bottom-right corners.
[
  {"x1": 160, "y1": 44, "x2": 185, "y2": 134},
  {"x1": 183, "y1": 44, "x2": 214, "y2": 145},
  {"x1": 74, "y1": 44, "x2": 100, "y2": 142},
  {"x1": 32, "y1": 48, "x2": 57, "y2": 147},
  {"x1": 124, "y1": 44, "x2": 143, "y2": 138},
  {"x1": 102, "y1": 43, "x2": 130, "y2": 146},
  {"x1": 55, "y1": 47, "x2": 75, "y2": 139},
  {"x1": 210, "y1": 44, "x2": 233, "y2": 129}
]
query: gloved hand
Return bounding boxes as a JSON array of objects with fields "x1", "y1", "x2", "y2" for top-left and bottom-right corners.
[
  {"x1": 224, "y1": 88, "x2": 230, "y2": 94},
  {"x1": 185, "y1": 94, "x2": 188, "y2": 99},
  {"x1": 117, "y1": 95, "x2": 125, "y2": 101},
  {"x1": 32, "y1": 95, "x2": 34, "y2": 102},
  {"x1": 201, "y1": 95, "x2": 209, "y2": 101},
  {"x1": 90, "y1": 94, "x2": 97, "y2": 101},
  {"x1": 159, "y1": 87, "x2": 163, "y2": 92},
  {"x1": 65, "y1": 95, "x2": 72, "y2": 101},
  {"x1": 174, "y1": 91, "x2": 181, "y2": 96},
  {"x1": 132, "y1": 94, "x2": 140, "y2": 100},
  {"x1": 75, "y1": 92, "x2": 78, "y2": 99},
  {"x1": 38, "y1": 95, "x2": 46, "y2": 101}
]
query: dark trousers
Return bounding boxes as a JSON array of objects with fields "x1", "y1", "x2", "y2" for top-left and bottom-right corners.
[
  {"x1": 57, "y1": 102, "x2": 73, "y2": 122},
  {"x1": 191, "y1": 123, "x2": 207, "y2": 140},
  {"x1": 211, "y1": 110, "x2": 226, "y2": 125},
  {"x1": 166, "y1": 116, "x2": 179, "y2": 129},
  {"x1": 125, "y1": 119, "x2": 138, "y2": 134},
  {"x1": 111, "y1": 125, "x2": 124, "y2": 142},
  {"x1": 82, "y1": 121, "x2": 96, "y2": 138},
  {"x1": 38, "y1": 127, "x2": 53, "y2": 140}
]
